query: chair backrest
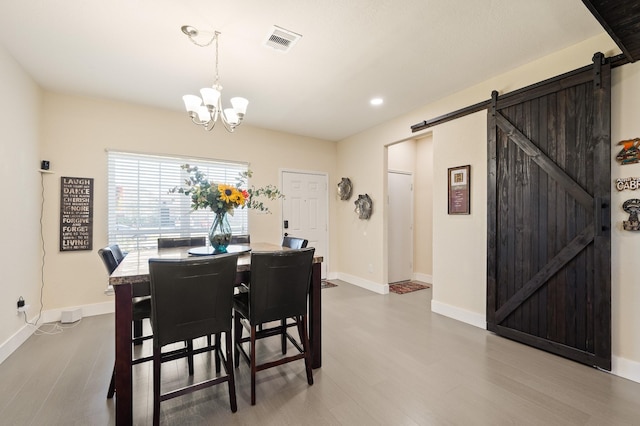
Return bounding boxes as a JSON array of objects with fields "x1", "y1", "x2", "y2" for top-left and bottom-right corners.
[
  {"x1": 157, "y1": 236, "x2": 206, "y2": 249},
  {"x1": 111, "y1": 244, "x2": 126, "y2": 264},
  {"x1": 248, "y1": 248, "x2": 315, "y2": 325},
  {"x1": 98, "y1": 245, "x2": 120, "y2": 275},
  {"x1": 148, "y1": 254, "x2": 239, "y2": 348},
  {"x1": 281, "y1": 236, "x2": 308, "y2": 249},
  {"x1": 230, "y1": 234, "x2": 250, "y2": 245}
]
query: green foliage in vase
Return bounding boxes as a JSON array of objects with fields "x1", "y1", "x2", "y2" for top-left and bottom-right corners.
[{"x1": 170, "y1": 164, "x2": 284, "y2": 215}]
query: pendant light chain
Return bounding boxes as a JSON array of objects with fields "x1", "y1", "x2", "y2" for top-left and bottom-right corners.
[{"x1": 214, "y1": 33, "x2": 220, "y2": 89}]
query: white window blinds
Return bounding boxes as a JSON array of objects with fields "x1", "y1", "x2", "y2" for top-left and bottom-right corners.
[{"x1": 107, "y1": 151, "x2": 248, "y2": 251}]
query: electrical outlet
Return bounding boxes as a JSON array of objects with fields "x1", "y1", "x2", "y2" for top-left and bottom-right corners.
[{"x1": 17, "y1": 304, "x2": 30, "y2": 314}]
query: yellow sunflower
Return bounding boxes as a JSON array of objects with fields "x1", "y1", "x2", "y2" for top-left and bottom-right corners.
[
  {"x1": 230, "y1": 190, "x2": 246, "y2": 206},
  {"x1": 218, "y1": 184, "x2": 235, "y2": 203}
]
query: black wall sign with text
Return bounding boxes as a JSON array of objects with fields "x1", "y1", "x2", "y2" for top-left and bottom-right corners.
[{"x1": 60, "y1": 176, "x2": 94, "y2": 251}]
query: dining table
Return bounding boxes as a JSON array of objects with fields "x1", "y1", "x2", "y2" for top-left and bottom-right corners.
[{"x1": 108, "y1": 242, "x2": 323, "y2": 425}]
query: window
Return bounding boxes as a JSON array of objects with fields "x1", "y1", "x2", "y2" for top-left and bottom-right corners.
[{"x1": 107, "y1": 151, "x2": 248, "y2": 251}]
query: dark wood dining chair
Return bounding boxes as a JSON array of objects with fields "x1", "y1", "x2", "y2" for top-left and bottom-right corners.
[
  {"x1": 99, "y1": 244, "x2": 148, "y2": 342},
  {"x1": 158, "y1": 236, "x2": 210, "y2": 346},
  {"x1": 277, "y1": 236, "x2": 309, "y2": 351},
  {"x1": 149, "y1": 254, "x2": 239, "y2": 425},
  {"x1": 157, "y1": 236, "x2": 206, "y2": 248},
  {"x1": 230, "y1": 234, "x2": 250, "y2": 244},
  {"x1": 230, "y1": 234, "x2": 251, "y2": 290},
  {"x1": 282, "y1": 235, "x2": 308, "y2": 249},
  {"x1": 233, "y1": 248, "x2": 315, "y2": 405},
  {"x1": 99, "y1": 244, "x2": 152, "y2": 399},
  {"x1": 98, "y1": 244, "x2": 121, "y2": 275},
  {"x1": 110, "y1": 244, "x2": 127, "y2": 264}
]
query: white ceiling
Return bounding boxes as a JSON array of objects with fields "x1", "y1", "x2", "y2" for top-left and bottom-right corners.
[{"x1": 0, "y1": 0, "x2": 604, "y2": 141}]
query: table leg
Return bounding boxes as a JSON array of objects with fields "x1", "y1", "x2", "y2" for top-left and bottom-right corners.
[
  {"x1": 114, "y1": 283, "x2": 133, "y2": 425},
  {"x1": 308, "y1": 262, "x2": 322, "y2": 369}
]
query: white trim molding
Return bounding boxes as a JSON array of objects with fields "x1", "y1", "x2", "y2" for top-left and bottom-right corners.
[
  {"x1": 431, "y1": 299, "x2": 486, "y2": 329},
  {"x1": 0, "y1": 322, "x2": 36, "y2": 365},
  {"x1": 429, "y1": 300, "x2": 640, "y2": 385},
  {"x1": 413, "y1": 273, "x2": 432, "y2": 284},
  {"x1": 336, "y1": 272, "x2": 388, "y2": 294},
  {"x1": 612, "y1": 355, "x2": 640, "y2": 384},
  {"x1": 0, "y1": 301, "x2": 115, "y2": 365},
  {"x1": 40, "y1": 301, "x2": 114, "y2": 324}
]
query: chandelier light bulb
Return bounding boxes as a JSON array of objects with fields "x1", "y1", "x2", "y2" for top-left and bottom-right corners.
[
  {"x1": 200, "y1": 87, "x2": 221, "y2": 109},
  {"x1": 224, "y1": 108, "x2": 240, "y2": 125},
  {"x1": 230, "y1": 97, "x2": 249, "y2": 116}
]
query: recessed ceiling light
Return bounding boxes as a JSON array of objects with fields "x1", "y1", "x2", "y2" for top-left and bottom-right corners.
[{"x1": 370, "y1": 97, "x2": 383, "y2": 106}]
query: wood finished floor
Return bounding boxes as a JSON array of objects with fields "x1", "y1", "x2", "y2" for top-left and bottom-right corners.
[{"x1": 1, "y1": 281, "x2": 640, "y2": 425}]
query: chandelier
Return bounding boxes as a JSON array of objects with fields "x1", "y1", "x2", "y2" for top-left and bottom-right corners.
[{"x1": 181, "y1": 26, "x2": 249, "y2": 132}]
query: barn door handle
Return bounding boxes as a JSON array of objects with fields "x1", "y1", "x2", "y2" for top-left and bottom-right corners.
[{"x1": 595, "y1": 197, "x2": 609, "y2": 236}]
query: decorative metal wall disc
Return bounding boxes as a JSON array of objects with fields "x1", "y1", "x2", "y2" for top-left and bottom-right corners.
[
  {"x1": 337, "y1": 177, "x2": 352, "y2": 200},
  {"x1": 354, "y1": 194, "x2": 373, "y2": 220}
]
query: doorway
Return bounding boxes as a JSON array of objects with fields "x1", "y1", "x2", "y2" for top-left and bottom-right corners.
[{"x1": 281, "y1": 170, "x2": 329, "y2": 278}]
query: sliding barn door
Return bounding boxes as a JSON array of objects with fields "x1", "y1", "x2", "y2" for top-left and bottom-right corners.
[{"x1": 487, "y1": 54, "x2": 611, "y2": 370}]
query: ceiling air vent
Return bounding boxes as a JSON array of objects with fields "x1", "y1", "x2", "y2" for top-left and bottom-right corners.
[{"x1": 264, "y1": 25, "x2": 302, "y2": 53}]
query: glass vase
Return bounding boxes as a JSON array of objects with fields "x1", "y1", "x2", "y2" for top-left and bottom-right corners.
[{"x1": 209, "y1": 211, "x2": 232, "y2": 253}]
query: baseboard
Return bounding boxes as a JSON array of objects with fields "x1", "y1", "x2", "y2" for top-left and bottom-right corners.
[
  {"x1": 40, "y1": 301, "x2": 114, "y2": 324},
  {"x1": 1, "y1": 301, "x2": 115, "y2": 365},
  {"x1": 0, "y1": 321, "x2": 36, "y2": 365},
  {"x1": 431, "y1": 299, "x2": 486, "y2": 329},
  {"x1": 612, "y1": 355, "x2": 640, "y2": 384},
  {"x1": 335, "y1": 272, "x2": 388, "y2": 294},
  {"x1": 429, "y1": 300, "x2": 640, "y2": 384},
  {"x1": 325, "y1": 271, "x2": 339, "y2": 281},
  {"x1": 413, "y1": 273, "x2": 432, "y2": 284}
]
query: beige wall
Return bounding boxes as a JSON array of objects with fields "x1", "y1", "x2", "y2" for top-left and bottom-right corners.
[
  {"x1": 611, "y1": 62, "x2": 640, "y2": 373},
  {"x1": 388, "y1": 140, "x2": 416, "y2": 172},
  {"x1": 335, "y1": 128, "x2": 386, "y2": 291},
  {"x1": 414, "y1": 135, "x2": 433, "y2": 279},
  {"x1": 338, "y1": 32, "x2": 640, "y2": 382},
  {"x1": 0, "y1": 45, "x2": 42, "y2": 362},
  {"x1": 38, "y1": 92, "x2": 337, "y2": 314},
  {"x1": 432, "y1": 112, "x2": 487, "y2": 323}
]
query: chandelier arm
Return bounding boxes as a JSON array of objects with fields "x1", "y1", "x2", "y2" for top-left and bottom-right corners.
[
  {"x1": 212, "y1": 97, "x2": 222, "y2": 123},
  {"x1": 220, "y1": 114, "x2": 236, "y2": 132},
  {"x1": 190, "y1": 115, "x2": 205, "y2": 126}
]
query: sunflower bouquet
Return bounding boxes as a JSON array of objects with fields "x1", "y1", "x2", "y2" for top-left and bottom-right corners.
[{"x1": 170, "y1": 164, "x2": 282, "y2": 215}]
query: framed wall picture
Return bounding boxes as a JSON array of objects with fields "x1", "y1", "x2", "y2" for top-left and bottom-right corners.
[
  {"x1": 60, "y1": 176, "x2": 94, "y2": 251},
  {"x1": 448, "y1": 165, "x2": 470, "y2": 215}
]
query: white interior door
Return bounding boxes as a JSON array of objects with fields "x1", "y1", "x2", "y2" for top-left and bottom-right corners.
[
  {"x1": 388, "y1": 171, "x2": 413, "y2": 283},
  {"x1": 282, "y1": 171, "x2": 328, "y2": 278}
]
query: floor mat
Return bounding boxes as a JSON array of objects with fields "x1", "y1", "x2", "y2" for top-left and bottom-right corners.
[
  {"x1": 388, "y1": 281, "x2": 430, "y2": 294},
  {"x1": 321, "y1": 280, "x2": 338, "y2": 289}
]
